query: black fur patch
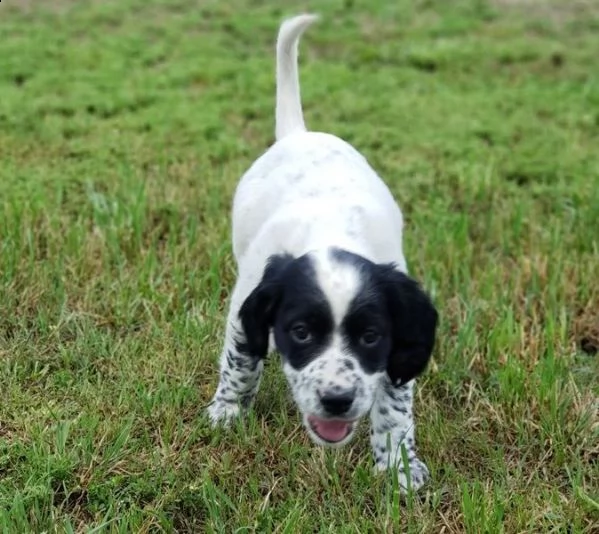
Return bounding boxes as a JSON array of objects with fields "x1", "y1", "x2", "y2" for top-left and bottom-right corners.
[
  {"x1": 333, "y1": 248, "x2": 438, "y2": 384},
  {"x1": 238, "y1": 247, "x2": 437, "y2": 383}
]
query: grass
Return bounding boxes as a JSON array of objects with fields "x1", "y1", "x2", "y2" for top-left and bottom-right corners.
[{"x1": 0, "y1": 0, "x2": 598, "y2": 531}]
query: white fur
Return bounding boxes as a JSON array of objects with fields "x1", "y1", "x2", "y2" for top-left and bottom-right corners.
[
  {"x1": 208, "y1": 14, "x2": 429, "y2": 493},
  {"x1": 275, "y1": 14, "x2": 318, "y2": 140}
]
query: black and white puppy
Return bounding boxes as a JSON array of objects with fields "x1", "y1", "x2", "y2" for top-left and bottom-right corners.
[{"x1": 208, "y1": 14, "x2": 438, "y2": 492}]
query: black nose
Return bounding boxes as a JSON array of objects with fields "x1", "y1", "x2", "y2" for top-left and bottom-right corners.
[{"x1": 319, "y1": 388, "x2": 356, "y2": 416}]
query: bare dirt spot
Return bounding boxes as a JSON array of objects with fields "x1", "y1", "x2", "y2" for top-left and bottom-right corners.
[{"x1": 573, "y1": 303, "x2": 599, "y2": 355}]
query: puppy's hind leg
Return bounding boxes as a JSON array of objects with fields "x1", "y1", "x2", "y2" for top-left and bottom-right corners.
[{"x1": 207, "y1": 303, "x2": 264, "y2": 426}]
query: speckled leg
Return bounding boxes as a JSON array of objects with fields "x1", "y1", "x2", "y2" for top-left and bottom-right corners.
[
  {"x1": 370, "y1": 378, "x2": 429, "y2": 492},
  {"x1": 207, "y1": 305, "x2": 263, "y2": 425}
]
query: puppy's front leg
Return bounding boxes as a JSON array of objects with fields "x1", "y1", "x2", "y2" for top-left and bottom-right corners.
[
  {"x1": 370, "y1": 378, "x2": 429, "y2": 492},
  {"x1": 207, "y1": 308, "x2": 264, "y2": 426}
]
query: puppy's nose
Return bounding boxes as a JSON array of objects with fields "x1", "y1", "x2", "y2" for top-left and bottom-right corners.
[{"x1": 319, "y1": 388, "x2": 356, "y2": 416}]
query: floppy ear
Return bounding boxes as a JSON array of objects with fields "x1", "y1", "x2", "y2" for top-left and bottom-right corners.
[
  {"x1": 378, "y1": 267, "x2": 438, "y2": 386},
  {"x1": 237, "y1": 254, "x2": 293, "y2": 359}
]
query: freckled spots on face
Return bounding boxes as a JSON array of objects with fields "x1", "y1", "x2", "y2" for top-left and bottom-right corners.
[{"x1": 272, "y1": 250, "x2": 402, "y2": 425}]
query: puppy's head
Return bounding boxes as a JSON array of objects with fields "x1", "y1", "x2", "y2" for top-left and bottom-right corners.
[{"x1": 239, "y1": 248, "x2": 438, "y2": 447}]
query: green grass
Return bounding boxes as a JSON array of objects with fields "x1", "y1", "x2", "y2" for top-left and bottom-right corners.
[{"x1": 1, "y1": 0, "x2": 598, "y2": 531}]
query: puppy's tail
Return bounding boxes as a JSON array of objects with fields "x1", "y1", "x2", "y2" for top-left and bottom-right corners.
[{"x1": 275, "y1": 14, "x2": 318, "y2": 141}]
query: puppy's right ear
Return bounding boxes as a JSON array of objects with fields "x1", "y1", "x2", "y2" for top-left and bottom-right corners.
[{"x1": 237, "y1": 254, "x2": 293, "y2": 358}]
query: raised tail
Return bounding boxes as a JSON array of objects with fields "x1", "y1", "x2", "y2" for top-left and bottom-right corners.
[{"x1": 275, "y1": 14, "x2": 318, "y2": 141}]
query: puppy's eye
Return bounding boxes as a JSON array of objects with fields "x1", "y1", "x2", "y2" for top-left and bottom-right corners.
[
  {"x1": 290, "y1": 323, "x2": 312, "y2": 344},
  {"x1": 360, "y1": 330, "x2": 381, "y2": 348}
]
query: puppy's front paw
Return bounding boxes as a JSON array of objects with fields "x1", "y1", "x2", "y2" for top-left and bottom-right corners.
[
  {"x1": 375, "y1": 456, "x2": 429, "y2": 493},
  {"x1": 399, "y1": 456, "x2": 429, "y2": 492},
  {"x1": 207, "y1": 398, "x2": 241, "y2": 427}
]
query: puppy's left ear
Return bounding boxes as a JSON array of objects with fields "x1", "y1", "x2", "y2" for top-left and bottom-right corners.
[
  {"x1": 378, "y1": 267, "x2": 438, "y2": 386},
  {"x1": 237, "y1": 254, "x2": 293, "y2": 359}
]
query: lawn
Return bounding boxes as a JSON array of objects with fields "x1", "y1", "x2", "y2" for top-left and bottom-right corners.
[{"x1": 0, "y1": 0, "x2": 598, "y2": 532}]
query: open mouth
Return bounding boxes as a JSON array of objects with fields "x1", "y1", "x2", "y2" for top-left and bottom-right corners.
[{"x1": 307, "y1": 415, "x2": 355, "y2": 443}]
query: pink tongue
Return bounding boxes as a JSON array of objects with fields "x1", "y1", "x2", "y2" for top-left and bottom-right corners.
[{"x1": 308, "y1": 416, "x2": 351, "y2": 442}]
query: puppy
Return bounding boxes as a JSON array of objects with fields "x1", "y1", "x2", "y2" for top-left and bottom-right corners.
[{"x1": 208, "y1": 14, "x2": 438, "y2": 492}]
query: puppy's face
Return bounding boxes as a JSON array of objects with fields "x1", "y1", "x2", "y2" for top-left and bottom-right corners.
[{"x1": 239, "y1": 248, "x2": 437, "y2": 447}]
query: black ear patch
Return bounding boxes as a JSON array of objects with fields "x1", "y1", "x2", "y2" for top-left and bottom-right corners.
[
  {"x1": 237, "y1": 254, "x2": 294, "y2": 359},
  {"x1": 377, "y1": 267, "x2": 438, "y2": 385}
]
